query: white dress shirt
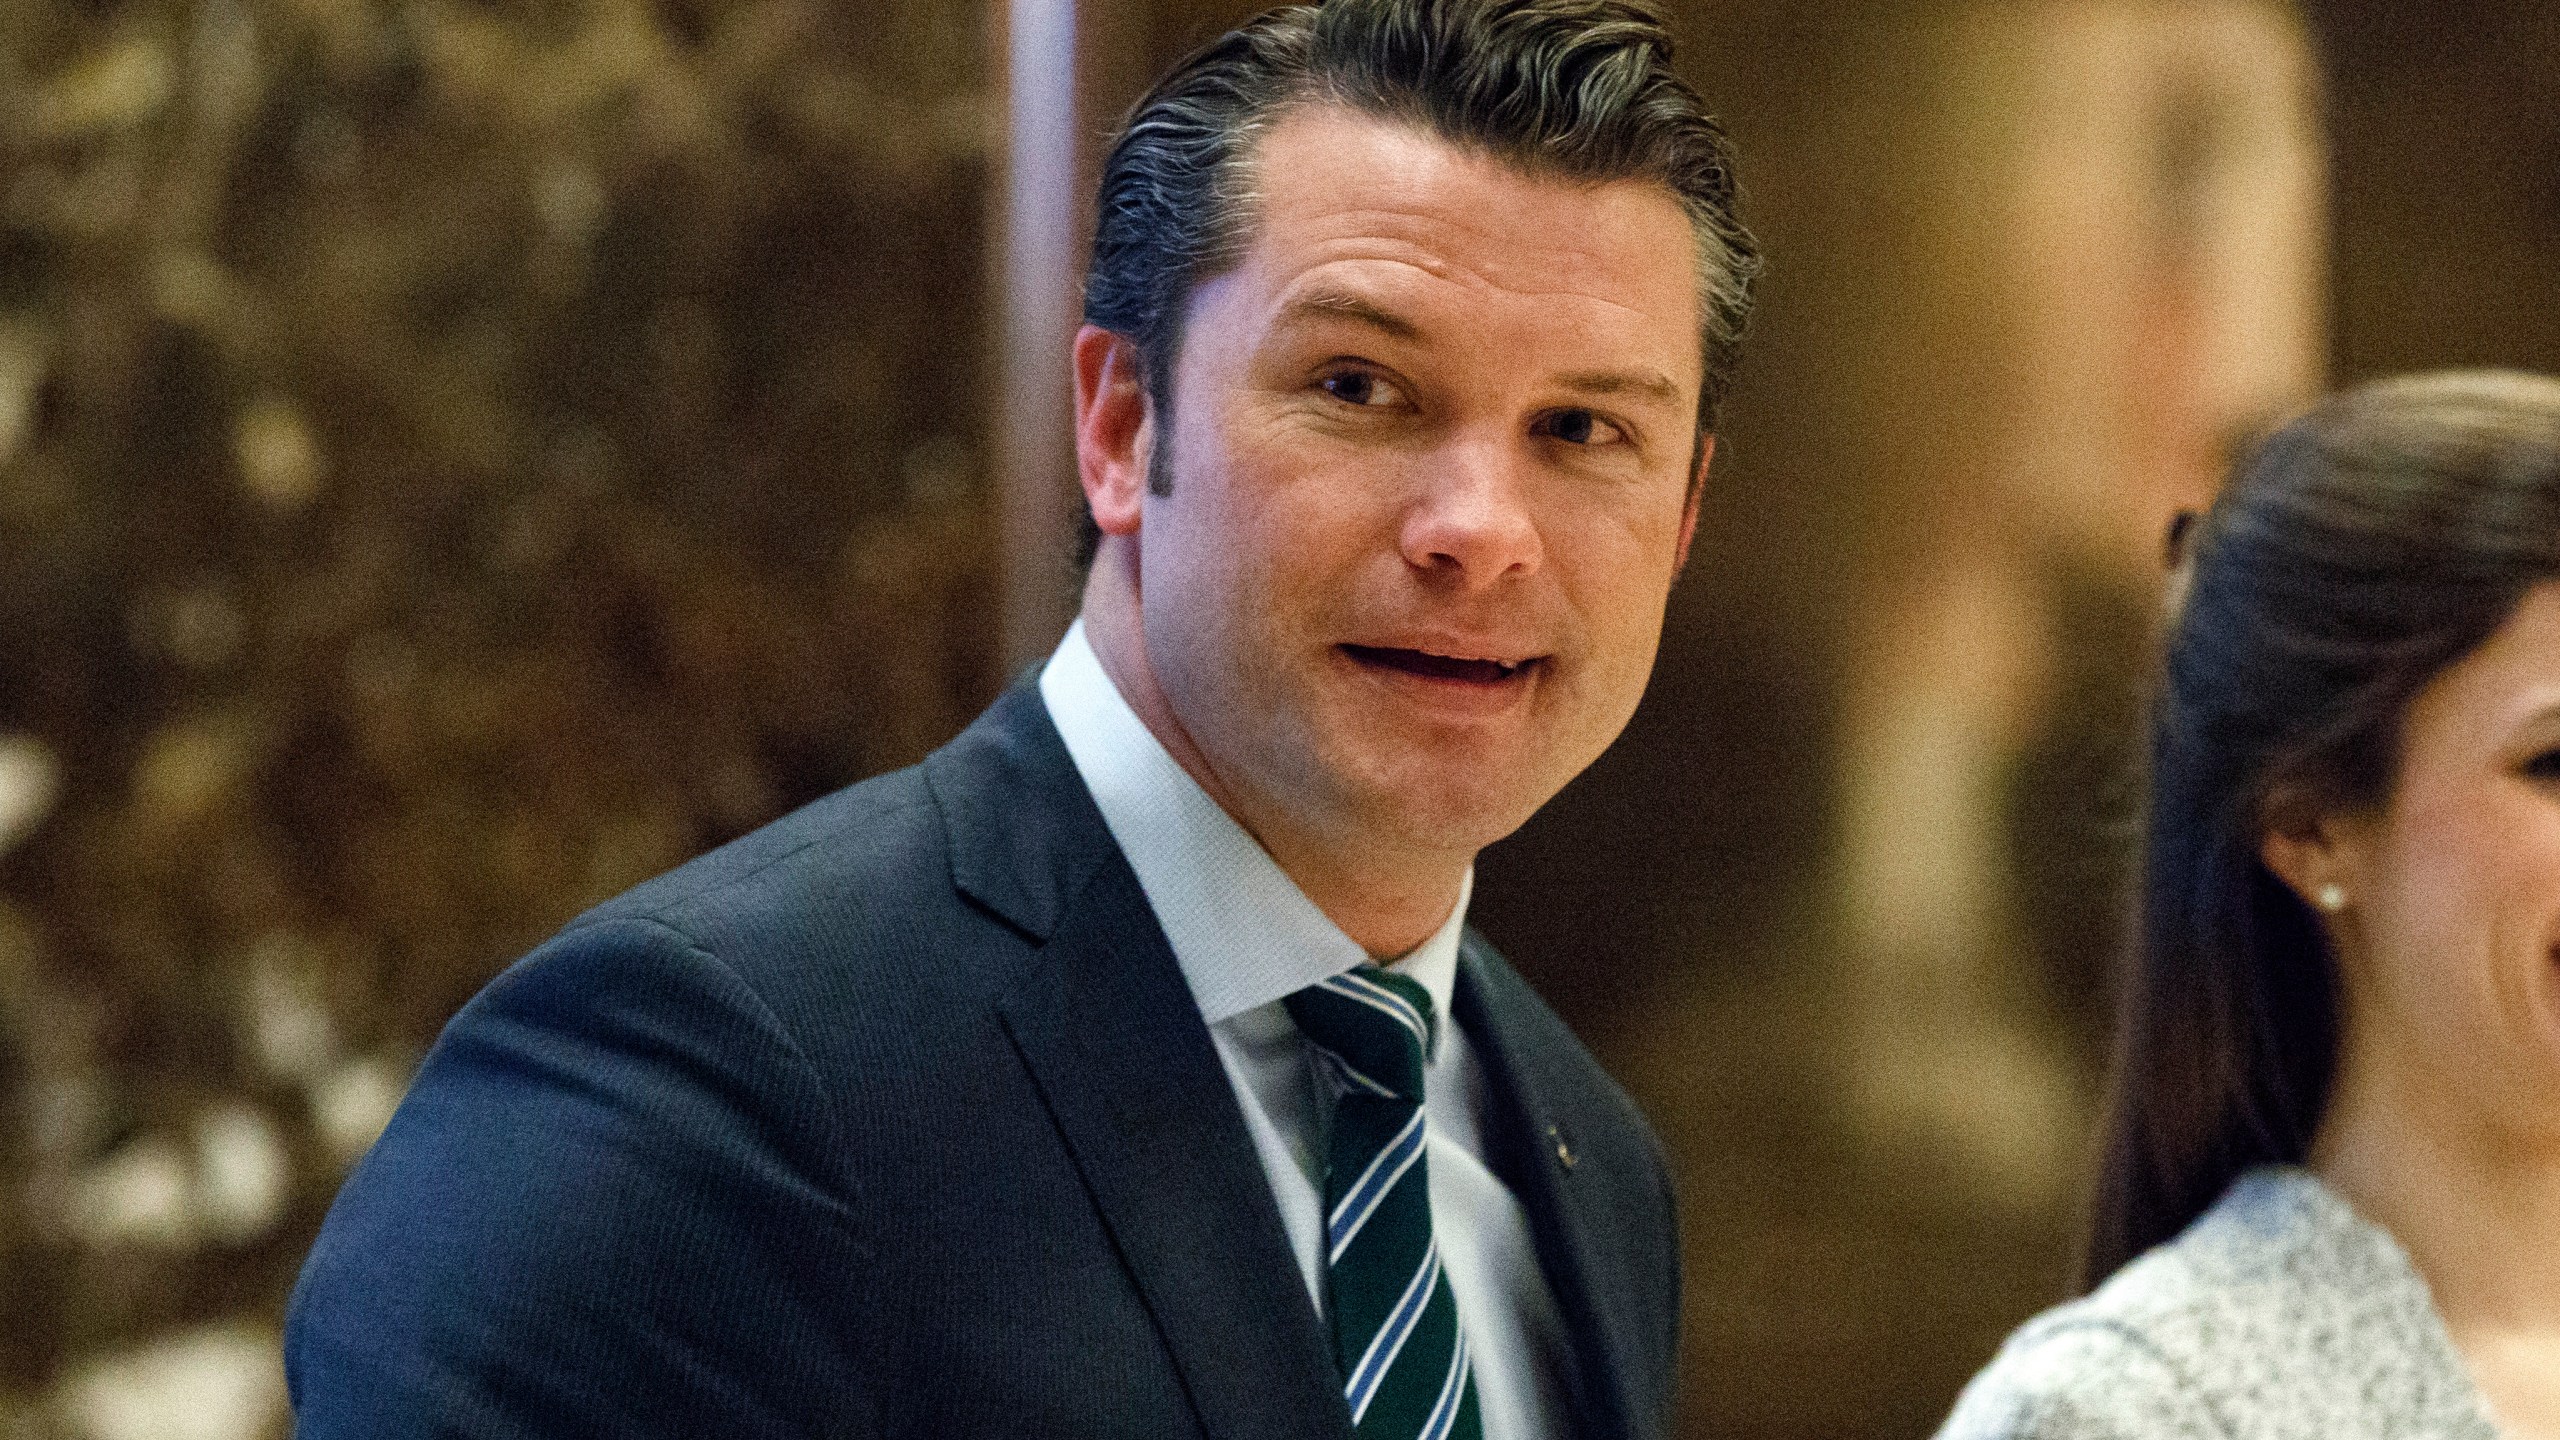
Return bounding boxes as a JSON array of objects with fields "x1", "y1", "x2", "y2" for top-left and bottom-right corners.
[{"x1": 1040, "y1": 621, "x2": 1573, "y2": 1440}]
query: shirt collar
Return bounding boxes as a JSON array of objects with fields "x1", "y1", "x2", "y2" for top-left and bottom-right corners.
[{"x1": 1038, "y1": 619, "x2": 1470, "y2": 1029}]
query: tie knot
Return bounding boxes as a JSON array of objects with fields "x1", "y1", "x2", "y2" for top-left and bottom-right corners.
[{"x1": 1285, "y1": 966, "x2": 1437, "y2": 1101}]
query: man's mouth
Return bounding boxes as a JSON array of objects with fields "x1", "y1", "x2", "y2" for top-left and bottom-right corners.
[{"x1": 1339, "y1": 643, "x2": 1542, "y2": 685}]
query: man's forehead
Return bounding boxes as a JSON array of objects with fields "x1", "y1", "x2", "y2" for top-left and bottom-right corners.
[
  {"x1": 1228, "y1": 104, "x2": 1710, "y2": 356},
  {"x1": 1234, "y1": 103, "x2": 1704, "y2": 323}
]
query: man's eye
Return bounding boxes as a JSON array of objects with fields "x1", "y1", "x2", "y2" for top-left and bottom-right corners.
[
  {"x1": 1536, "y1": 408, "x2": 1626, "y2": 446},
  {"x1": 2526, "y1": 748, "x2": 2560, "y2": 781},
  {"x1": 1319, "y1": 371, "x2": 1402, "y2": 408}
]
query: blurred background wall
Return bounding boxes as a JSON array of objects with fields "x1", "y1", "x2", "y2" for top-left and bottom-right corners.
[{"x1": 0, "y1": 1, "x2": 2554, "y2": 1437}]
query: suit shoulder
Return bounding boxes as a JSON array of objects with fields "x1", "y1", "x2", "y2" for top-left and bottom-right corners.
[
  {"x1": 577, "y1": 761, "x2": 942, "y2": 936},
  {"x1": 510, "y1": 692, "x2": 1123, "y2": 1067},
  {"x1": 585, "y1": 761, "x2": 1010, "y2": 980},
  {"x1": 498, "y1": 754, "x2": 1032, "y2": 1065}
]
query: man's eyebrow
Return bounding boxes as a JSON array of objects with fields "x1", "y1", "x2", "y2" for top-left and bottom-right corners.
[
  {"x1": 1275, "y1": 290, "x2": 1422, "y2": 341},
  {"x1": 1554, "y1": 369, "x2": 1682, "y2": 405},
  {"x1": 1276, "y1": 292, "x2": 1683, "y2": 405}
]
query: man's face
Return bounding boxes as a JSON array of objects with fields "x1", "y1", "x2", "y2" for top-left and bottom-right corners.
[{"x1": 1136, "y1": 103, "x2": 1709, "y2": 867}]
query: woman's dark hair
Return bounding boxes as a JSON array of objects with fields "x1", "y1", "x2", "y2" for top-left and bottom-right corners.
[{"x1": 2087, "y1": 369, "x2": 2560, "y2": 1285}]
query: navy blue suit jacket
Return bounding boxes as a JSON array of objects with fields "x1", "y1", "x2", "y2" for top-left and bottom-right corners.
[{"x1": 286, "y1": 683, "x2": 1681, "y2": 1439}]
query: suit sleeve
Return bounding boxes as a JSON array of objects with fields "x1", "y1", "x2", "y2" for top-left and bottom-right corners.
[{"x1": 285, "y1": 915, "x2": 876, "y2": 1440}]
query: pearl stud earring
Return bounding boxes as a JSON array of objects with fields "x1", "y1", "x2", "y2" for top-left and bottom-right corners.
[{"x1": 2314, "y1": 883, "x2": 2347, "y2": 913}]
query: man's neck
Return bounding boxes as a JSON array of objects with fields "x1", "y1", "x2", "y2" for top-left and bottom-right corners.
[{"x1": 1076, "y1": 561, "x2": 1468, "y2": 959}]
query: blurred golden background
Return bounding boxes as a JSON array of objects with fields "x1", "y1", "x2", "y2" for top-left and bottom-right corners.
[{"x1": 0, "y1": 1, "x2": 2554, "y2": 1436}]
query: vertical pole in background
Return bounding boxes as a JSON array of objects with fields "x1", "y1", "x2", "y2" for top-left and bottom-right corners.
[{"x1": 995, "y1": 0, "x2": 1083, "y2": 675}]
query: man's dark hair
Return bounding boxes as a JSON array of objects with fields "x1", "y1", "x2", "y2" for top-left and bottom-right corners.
[{"x1": 1077, "y1": 0, "x2": 1761, "y2": 562}]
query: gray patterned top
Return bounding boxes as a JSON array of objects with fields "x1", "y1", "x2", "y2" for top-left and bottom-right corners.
[{"x1": 1935, "y1": 1167, "x2": 2506, "y2": 1439}]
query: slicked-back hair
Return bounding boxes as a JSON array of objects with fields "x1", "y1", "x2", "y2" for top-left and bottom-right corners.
[
  {"x1": 1078, "y1": 0, "x2": 1759, "y2": 559},
  {"x1": 2086, "y1": 370, "x2": 2560, "y2": 1287}
]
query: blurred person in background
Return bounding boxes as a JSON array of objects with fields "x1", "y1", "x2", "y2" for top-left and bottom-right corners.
[
  {"x1": 1939, "y1": 370, "x2": 2560, "y2": 1439},
  {"x1": 284, "y1": 3, "x2": 1756, "y2": 1439},
  {"x1": 1822, "y1": 0, "x2": 2323, "y2": 1215}
]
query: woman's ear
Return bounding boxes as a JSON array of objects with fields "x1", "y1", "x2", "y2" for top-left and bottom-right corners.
[{"x1": 2258, "y1": 789, "x2": 2362, "y2": 917}]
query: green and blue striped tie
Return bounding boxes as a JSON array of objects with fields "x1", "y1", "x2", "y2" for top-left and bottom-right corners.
[{"x1": 1285, "y1": 966, "x2": 1483, "y2": 1440}]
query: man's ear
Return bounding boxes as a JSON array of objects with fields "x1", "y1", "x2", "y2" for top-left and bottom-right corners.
[
  {"x1": 1074, "y1": 325, "x2": 1152, "y2": 541},
  {"x1": 1673, "y1": 433, "x2": 1713, "y2": 573}
]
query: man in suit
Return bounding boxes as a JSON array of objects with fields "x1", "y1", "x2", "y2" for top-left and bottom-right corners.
[{"x1": 285, "y1": 2, "x2": 1759, "y2": 1437}]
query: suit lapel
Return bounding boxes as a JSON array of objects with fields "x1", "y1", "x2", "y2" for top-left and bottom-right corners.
[
  {"x1": 1456, "y1": 940, "x2": 1660, "y2": 1440},
  {"x1": 928, "y1": 687, "x2": 1351, "y2": 1440}
]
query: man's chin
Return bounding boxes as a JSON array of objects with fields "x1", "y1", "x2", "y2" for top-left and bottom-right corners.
[{"x1": 1329, "y1": 760, "x2": 1563, "y2": 858}]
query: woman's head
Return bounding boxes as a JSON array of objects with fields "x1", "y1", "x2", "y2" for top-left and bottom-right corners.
[{"x1": 2089, "y1": 369, "x2": 2560, "y2": 1284}]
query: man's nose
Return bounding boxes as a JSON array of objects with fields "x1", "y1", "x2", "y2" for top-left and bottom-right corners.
[{"x1": 1397, "y1": 434, "x2": 1544, "y2": 587}]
